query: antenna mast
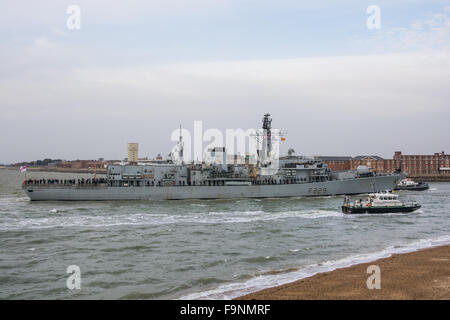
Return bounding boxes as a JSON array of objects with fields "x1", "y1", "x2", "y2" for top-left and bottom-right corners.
[{"x1": 178, "y1": 124, "x2": 184, "y2": 163}]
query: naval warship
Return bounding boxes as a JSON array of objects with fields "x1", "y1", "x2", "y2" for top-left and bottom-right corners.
[{"x1": 23, "y1": 114, "x2": 404, "y2": 201}]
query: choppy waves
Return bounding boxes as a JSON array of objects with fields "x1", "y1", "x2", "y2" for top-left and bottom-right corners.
[
  {"x1": 0, "y1": 209, "x2": 344, "y2": 231},
  {"x1": 1, "y1": 169, "x2": 449, "y2": 300},
  {"x1": 180, "y1": 235, "x2": 450, "y2": 300}
]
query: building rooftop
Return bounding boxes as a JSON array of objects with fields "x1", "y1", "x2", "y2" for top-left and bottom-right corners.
[
  {"x1": 352, "y1": 155, "x2": 385, "y2": 161},
  {"x1": 315, "y1": 156, "x2": 353, "y2": 161}
]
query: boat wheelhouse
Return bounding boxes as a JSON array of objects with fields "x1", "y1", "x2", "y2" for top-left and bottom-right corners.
[{"x1": 342, "y1": 191, "x2": 421, "y2": 214}]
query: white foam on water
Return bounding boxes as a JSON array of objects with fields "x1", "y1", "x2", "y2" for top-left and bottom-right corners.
[
  {"x1": 295, "y1": 210, "x2": 343, "y2": 219},
  {"x1": 198, "y1": 209, "x2": 343, "y2": 223},
  {"x1": 342, "y1": 210, "x2": 422, "y2": 219},
  {"x1": 179, "y1": 235, "x2": 450, "y2": 300},
  {"x1": 0, "y1": 196, "x2": 29, "y2": 204},
  {"x1": 0, "y1": 209, "x2": 344, "y2": 231}
]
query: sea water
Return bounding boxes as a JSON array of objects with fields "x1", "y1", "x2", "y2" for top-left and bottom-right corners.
[{"x1": 0, "y1": 169, "x2": 449, "y2": 299}]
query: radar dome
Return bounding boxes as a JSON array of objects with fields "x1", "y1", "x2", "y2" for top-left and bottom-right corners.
[{"x1": 356, "y1": 165, "x2": 370, "y2": 175}]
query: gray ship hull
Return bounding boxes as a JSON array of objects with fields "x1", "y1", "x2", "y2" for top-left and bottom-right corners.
[{"x1": 23, "y1": 174, "x2": 402, "y2": 201}]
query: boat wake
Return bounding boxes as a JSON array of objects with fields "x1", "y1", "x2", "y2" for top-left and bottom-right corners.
[{"x1": 0, "y1": 208, "x2": 344, "y2": 231}]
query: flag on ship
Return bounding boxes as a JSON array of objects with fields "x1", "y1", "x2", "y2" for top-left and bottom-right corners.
[{"x1": 20, "y1": 166, "x2": 27, "y2": 172}]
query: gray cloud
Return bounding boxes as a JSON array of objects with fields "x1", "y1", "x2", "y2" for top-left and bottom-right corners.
[
  {"x1": 1, "y1": 2, "x2": 450, "y2": 163},
  {"x1": 1, "y1": 52, "x2": 449, "y2": 163}
]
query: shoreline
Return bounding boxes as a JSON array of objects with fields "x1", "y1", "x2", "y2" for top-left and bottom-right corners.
[{"x1": 236, "y1": 244, "x2": 450, "y2": 300}]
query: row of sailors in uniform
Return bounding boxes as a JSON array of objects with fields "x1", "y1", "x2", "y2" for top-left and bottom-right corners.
[{"x1": 23, "y1": 178, "x2": 108, "y2": 185}]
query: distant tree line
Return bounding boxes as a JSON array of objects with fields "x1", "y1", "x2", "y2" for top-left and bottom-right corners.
[{"x1": 13, "y1": 159, "x2": 63, "y2": 167}]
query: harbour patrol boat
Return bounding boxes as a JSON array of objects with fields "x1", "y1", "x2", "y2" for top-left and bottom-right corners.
[
  {"x1": 342, "y1": 191, "x2": 421, "y2": 214},
  {"x1": 23, "y1": 114, "x2": 404, "y2": 201},
  {"x1": 394, "y1": 178, "x2": 429, "y2": 191}
]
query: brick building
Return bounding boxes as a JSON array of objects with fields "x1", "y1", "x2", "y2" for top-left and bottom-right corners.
[
  {"x1": 60, "y1": 160, "x2": 108, "y2": 169},
  {"x1": 392, "y1": 151, "x2": 450, "y2": 176},
  {"x1": 320, "y1": 151, "x2": 450, "y2": 179},
  {"x1": 315, "y1": 156, "x2": 352, "y2": 171},
  {"x1": 350, "y1": 155, "x2": 387, "y2": 172}
]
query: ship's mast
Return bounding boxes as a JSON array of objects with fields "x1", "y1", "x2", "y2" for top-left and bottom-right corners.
[
  {"x1": 251, "y1": 113, "x2": 284, "y2": 165},
  {"x1": 262, "y1": 113, "x2": 272, "y2": 159},
  {"x1": 178, "y1": 125, "x2": 184, "y2": 164}
]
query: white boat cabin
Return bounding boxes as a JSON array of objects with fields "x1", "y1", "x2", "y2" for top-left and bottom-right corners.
[
  {"x1": 368, "y1": 192, "x2": 403, "y2": 207},
  {"x1": 397, "y1": 178, "x2": 417, "y2": 187},
  {"x1": 346, "y1": 192, "x2": 403, "y2": 208}
]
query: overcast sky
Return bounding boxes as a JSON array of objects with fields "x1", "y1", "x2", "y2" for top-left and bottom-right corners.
[{"x1": 1, "y1": 1, "x2": 450, "y2": 164}]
